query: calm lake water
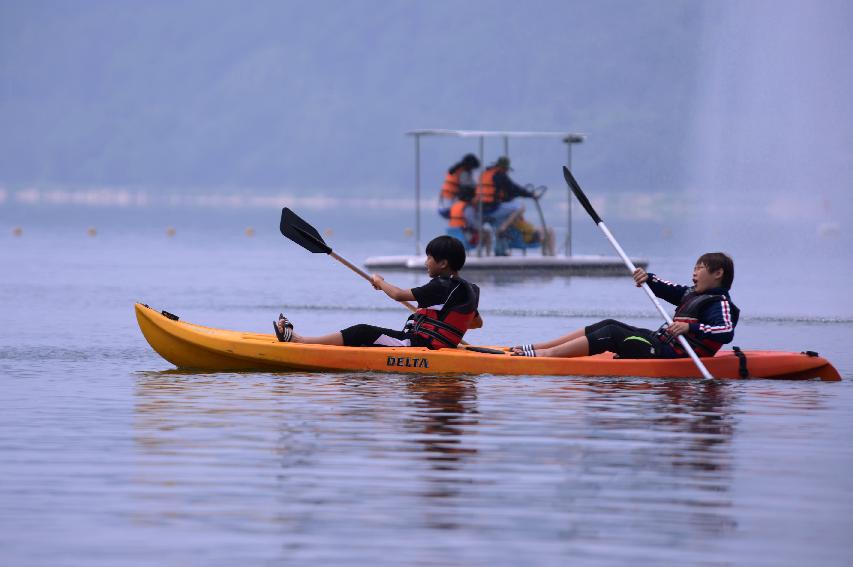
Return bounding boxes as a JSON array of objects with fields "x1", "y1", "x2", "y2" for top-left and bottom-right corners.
[{"x1": 2, "y1": 211, "x2": 852, "y2": 566}]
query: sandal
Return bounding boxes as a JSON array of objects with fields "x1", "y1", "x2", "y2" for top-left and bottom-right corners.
[
  {"x1": 273, "y1": 313, "x2": 294, "y2": 342},
  {"x1": 510, "y1": 344, "x2": 536, "y2": 357}
]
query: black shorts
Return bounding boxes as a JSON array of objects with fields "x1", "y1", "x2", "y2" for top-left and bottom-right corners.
[
  {"x1": 584, "y1": 319, "x2": 662, "y2": 359},
  {"x1": 340, "y1": 324, "x2": 424, "y2": 348}
]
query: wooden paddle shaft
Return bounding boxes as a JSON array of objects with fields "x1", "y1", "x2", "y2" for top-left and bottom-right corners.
[{"x1": 329, "y1": 251, "x2": 417, "y2": 313}]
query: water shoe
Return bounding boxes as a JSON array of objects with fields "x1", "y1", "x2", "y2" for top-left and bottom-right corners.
[
  {"x1": 511, "y1": 344, "x2": 536, "y2": 357},
  {"x1": 273, "y1": 313, "x2": 294, "y2": 342}
]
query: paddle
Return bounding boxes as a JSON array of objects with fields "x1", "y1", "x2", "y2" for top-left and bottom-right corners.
[
  {"x1": 561, "y1": 167, "x2": 715, "y2": 380},
  {"x1": 279, "y1": 207, "x2": 476, "y2": 348},
  {"x1": 280, "y1": 208, "x2": 419, "y2": 313}
]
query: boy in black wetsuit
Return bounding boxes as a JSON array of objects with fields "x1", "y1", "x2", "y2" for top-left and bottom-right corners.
[
  {"x1": 274, "y1": 236, "x2": 482, "y2": 349},
  {"x1": 512, "y1": 252, "x2": 738, "y2": 359}
]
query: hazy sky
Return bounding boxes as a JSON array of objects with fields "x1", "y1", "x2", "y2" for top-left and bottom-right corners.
[
  {"x1": 1, "y1": 1, "x2": 704, "y2": 193},
  {"x1": 1, "y1": 0, "x2": 851, "y2": 219}
]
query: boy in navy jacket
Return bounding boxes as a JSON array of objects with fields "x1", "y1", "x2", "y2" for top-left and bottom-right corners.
[{"x1": 512, "y1": 252, "x2": 738, "y2": 359}]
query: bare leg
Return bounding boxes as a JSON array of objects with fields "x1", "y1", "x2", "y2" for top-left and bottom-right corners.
[
  {"x1": 498, "y1": 204, "x2": 526, "y2": 234},
  {"x1": 473, "y1": 224, "x2": 494, "y2": 256},
  {"x1": 542, "y1": 227, "x2": 556, "y2": 256},
  {"x1": 277, "y1": 318, "x2": 345, "y2": 345},
  {"x1": 536, "y1": 336, "x2": 590, "y2": 358},
  {"x1": 482, "y1": 229, "x2": 493, "y2": 253},
  {"x1": 533, "y1": 327, "x2": 586, "y2": 350},
  {"x1": 291, "y1": 331, "x2": 344, "y2": 345},
  {"x1": 511, "y1": 327, "x2": 587, "y2": 355}
]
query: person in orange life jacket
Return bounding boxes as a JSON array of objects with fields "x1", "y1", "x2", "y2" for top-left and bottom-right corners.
[
  {"x1": 475, "y1": 156, "x2": 535, "y2": 231},
  {"x1": 447, "y1": 188, "x2": 492, "y2": 250},
  {"x1": 511, "y1": 253, "x2": 739, "y2": 358},
  {"x1": 438, "y1": 153, "x2": 480, "y2": 219},
  {"x1": 274, "y1": 236, "x2": 483, "y2": 349}
]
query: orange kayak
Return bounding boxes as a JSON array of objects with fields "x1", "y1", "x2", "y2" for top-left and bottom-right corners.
[{"x1": 135, "y1": 303, "x2": 840, "y2": 381}]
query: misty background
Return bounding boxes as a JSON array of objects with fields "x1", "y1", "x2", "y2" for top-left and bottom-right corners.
[{"x1": 1, "y1": 0, "x2": 851, "y2": 254}]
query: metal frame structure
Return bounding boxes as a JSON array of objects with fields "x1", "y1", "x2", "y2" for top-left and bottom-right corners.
[{"x1": 406, "y1": 129, "x2": 585, "y2": 256}]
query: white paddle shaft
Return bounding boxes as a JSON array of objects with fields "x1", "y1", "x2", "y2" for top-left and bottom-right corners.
[{"x1": 597, "y1": 223, "x2": 715, "y2": 380}]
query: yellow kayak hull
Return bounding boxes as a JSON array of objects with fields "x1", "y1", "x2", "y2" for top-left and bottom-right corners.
[{"x1": 135, "y1": 303, "x2": 840, "y2": 380}]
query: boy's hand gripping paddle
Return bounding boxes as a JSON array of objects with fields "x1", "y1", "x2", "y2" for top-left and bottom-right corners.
[{"x1": 561, "y1": 167, "x2": 715, "y2": 380}]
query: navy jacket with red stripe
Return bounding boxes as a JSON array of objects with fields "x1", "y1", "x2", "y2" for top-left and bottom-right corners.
[{"x1": 646, "y1": 273, "x2": 739, "y2": 348}]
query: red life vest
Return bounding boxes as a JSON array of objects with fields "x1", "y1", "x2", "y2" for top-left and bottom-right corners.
[
  {"x1": 476, "y1": 166, "x2": 499, "y2": 204},
  {"x1": 440, "y1": 166, "x2": 465, "y2": 200},
  {"x1": 405, "y1": 278, "x2": 479, "y2": 349},
  {"x1": 666, "y1": 293, "x2": 738, "y2": 357}
]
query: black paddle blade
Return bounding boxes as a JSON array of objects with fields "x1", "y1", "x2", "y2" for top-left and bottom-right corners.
[
  {"x1": 562, "y1": 166, "x2": 602, "y2": 224},
  {"x1": 279, "y1": 208, "x2": 332, "y2": 254}
]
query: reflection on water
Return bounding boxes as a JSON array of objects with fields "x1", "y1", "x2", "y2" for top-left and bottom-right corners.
[
  {"x1": 3, "y1": 219, "x2": 852, "y2": 565},
  {"x1": 404, "y1": 375, "x2": 479, "y2": 462},
  {"x1": 404, "y1": 376, "x2": 479, "y2": 522},
  {"x1": 2, "y1": 357, "x2": 849, "y2": 566},
  {"x1": 129, "y1": 372, "x2": 746, "y2": 563}
]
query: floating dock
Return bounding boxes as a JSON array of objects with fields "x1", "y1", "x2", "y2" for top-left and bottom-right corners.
[{"x1": 364, "y1": 253, "x2": 647, "y2": 275}]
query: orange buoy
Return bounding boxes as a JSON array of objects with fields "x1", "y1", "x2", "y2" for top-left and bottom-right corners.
[
  {"x1": 166, "y1": 227, "x2": 176, "y2": 237},
  {"x1": 245, "y1": 227, "x2": 255, "y2": 237},
  {"x1": 87, "y1": 227, "x2": 97, "y2": 237},
  {"x1": 12, "y1": 226, "x2": 23, "y2": 237}
]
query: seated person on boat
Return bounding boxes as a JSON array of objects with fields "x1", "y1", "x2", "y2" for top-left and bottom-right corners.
[
  {"x1": 475, "y1": 156, "x2": 535, "y2": 232},
  {"x1": 446, "y1": 185, "x2": 492, "y2": 251},
  {"x1": 275, "y1": 236, "x2": 483, "y2": 349},
  {"x1": 438, "y1": 153, "x2": 480, "y2": 218},
  {"x1": 512, "y1": 253, "x2": 738, "y2": 358},
  {"x1": 491, "y1": 203, "x2": 557, "y2": 257}
]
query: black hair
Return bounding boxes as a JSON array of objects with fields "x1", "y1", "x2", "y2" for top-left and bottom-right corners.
[
  {"x1": 425, "y1": 235, "x2": 466, "y2": 271},
  {"x1": 697, "y1": 252, "x2": 734, "y2": 290},
  {"x1": 449, "y1": 153, "x2": 481, "y2": 173}
]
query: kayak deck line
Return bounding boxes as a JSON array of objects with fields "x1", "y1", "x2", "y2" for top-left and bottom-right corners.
[{"x1": 135, "y1": 303, "x2": 841, "y2": 381}]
